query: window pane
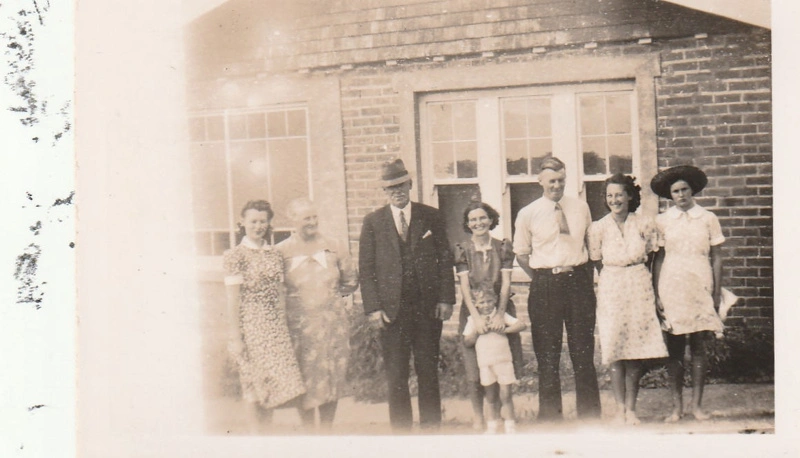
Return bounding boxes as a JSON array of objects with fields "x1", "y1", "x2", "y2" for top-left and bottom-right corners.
[
  {"x1": 527, "y1": 98, "x2": 551, "y2": 138},
  {"x1": 229, "y1": 114, "x2": 247, "y2": 140},
  {"x1": 433, "y1": 142, "x2": 455, "y2": 179},
  {"x1": 585, "y1": 181, "x2": 609, "y2": 222},
  {"x1": 454, "y1": 142, "x2": 477, "y2": 178},
  {"x1": 505, "y1": 139, "x2": 528, "y2": 175},
  {"x1": 606, "y1": 94, "x2": 631, "y2": 134},
  {"x1": 190, "y1": 142, "x2": 229, "y2": 229},
  {"x1": 529, "y1": 139, "x2": 552, "y2": 173},
  {"x1": 582, "y1": 137, "x2": 607, "y2": 175},
  {"x1": 579, "y1": 96, "x2": 604, "y2": 136},
  {"x1": 452, "y1": 102, "x2": 476, "y2": 141},
  {"x1": 269, "y1": 138, "x2": 309, "y2": 228},
  {"x1": 429, "y1": 103, "x2": 453, "y2": 142},
  {"x1": 437, "y1": 184, "x2": 481, "y2": 250},
  {"x1": 502, "y1": 99, "x2": 526, "y2": 139},
  {"x1": 189, "y1": 117, "x2": 205, "y2": 142},
  {"x1": 267, "y1": 111, "x2": 287, "y2": 137},
  {"x1": 287, "y1": 109, "x2": 306, "y2": 136},
  {"x1": 247, "y1": 113, "x2": 266, "y2": 138},
  {"x1": 509, "y1": 182, "x2": 543, "y2": 240},
  {"x1": 608, "y1": 135, "x2": 633, "y2": 174},
  {"x1": 212, "y1": 231, "x2": 232, "y2": 256},
  {"x1": 206, "y1": 116, "x2": 225, "y2": 141},
  {"x1": 230, "y1": 140, "x2": 270, "y2": 218},
  {"x1": 195, "y1": 232, "x2": 211, "y2": 256}
]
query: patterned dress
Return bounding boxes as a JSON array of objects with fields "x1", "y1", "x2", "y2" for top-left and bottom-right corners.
[
  {"x1": 223, "y1": 239, "x2": 305, "y2": 409},
  {"x1": 655, "y1": 204, "x2": 725, "y2": 335},
  {"x1": 453, "y1": 238, "x2": 524, "y2": 381},
  {"x1": 588, "y1": 213, "x2": 668, "y2": 364},
  {"x1": 277, "y1": 235, "x2": 359, "y2": 410}
]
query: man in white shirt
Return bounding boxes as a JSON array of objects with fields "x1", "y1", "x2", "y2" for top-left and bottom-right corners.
[{"x1": 513, "y1": 157, "x2": 601, "y2": 421}]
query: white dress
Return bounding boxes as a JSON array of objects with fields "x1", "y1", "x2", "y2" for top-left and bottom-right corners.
[
  {"x1": 655, "y1": 204, "x2": 725, "y2": 335},
  {"x1": 588, "y1": 213, "x2": 669, "y2": 364}
]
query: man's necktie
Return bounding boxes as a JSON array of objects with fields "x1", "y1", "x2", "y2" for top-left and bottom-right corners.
[
  {"x1": 399, "y1": 210, "x2": 409, "y2": 241},
  {"x1": 555, "y1": 203, "x2": 570, "y2": 235}
]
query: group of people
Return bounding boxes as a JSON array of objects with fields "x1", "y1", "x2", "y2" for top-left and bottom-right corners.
[{"x1": 222, "y1": 156, "x2": 727, "y2": 434}]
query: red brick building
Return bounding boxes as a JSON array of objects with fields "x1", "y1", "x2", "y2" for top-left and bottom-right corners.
[{"x1": 185, "y1": 2, "x2": 772, "y2": 401}]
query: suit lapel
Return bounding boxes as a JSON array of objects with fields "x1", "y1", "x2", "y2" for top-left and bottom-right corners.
[{"x1": 381, "y1": 206, "x2": 400, "y2": 255}]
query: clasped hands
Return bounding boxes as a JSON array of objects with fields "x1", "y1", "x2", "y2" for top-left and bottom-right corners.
[
  {"x1": 368, "y1": 303, "x2": 453, "y2": 330},
  {"x1": 472, "y1": 312, "x2": 506, "y2": 334}
]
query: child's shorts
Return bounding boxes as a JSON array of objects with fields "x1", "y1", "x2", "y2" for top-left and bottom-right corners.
[{"x1": 479, "y1": 361, "x2": 517, "y2": 386}]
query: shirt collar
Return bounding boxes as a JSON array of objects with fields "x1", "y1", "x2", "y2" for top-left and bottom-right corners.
[
  {"x1": 390, "y1": 203, "x2": 411, "y2": 220},
  {"x1": 667, "y1": 204, "x2": 704, "y2": 219},
  {"x1": 240, "y1": 236, "x2": 268, "y2": 249}
]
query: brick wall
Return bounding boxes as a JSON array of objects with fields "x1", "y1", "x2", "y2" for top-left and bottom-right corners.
[
  {"x1": 335, "y1": 31, "x2": 772, "y2": 333},
  {"x1": 655, "y1": 32, "x2": 772, "y2": 328}
]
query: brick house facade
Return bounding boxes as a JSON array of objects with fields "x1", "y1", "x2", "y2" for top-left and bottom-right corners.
[{"x1": 186, "y1": 1, "x2": 772, "y2": 396}]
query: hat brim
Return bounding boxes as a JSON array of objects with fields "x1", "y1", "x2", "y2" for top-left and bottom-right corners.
[
  {"x1": 382, "y1": 174, "x2": 411, "y2": 187},
  {"x1": 650, "y1": 165, "x2": 708, "y2": 199}
]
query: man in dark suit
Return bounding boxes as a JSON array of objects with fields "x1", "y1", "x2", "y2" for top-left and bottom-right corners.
[{"x1": 358, "y1": 158, "x2": 456, "y2": 432}]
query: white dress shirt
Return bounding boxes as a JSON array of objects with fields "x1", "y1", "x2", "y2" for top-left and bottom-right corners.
[
  {"x1": 389, "y1": 204, "x2": 412, "y2": 238},
  {"x1": 512, "y1": 195, "x2": 591, "y2": 269}
]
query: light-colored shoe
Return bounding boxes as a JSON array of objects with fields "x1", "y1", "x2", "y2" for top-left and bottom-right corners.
[
  {"x1": 692, "y1": 409, "x2": 711, "y2": 421},
  {"x1": 485, "y1": 420, "x2": 498, "y2": 434},
  {"x1": 625, "y1": 411, "x2": 641, "y2": 426},
  {"x1": 504, "y1": 420, "x2": 516, "y2": 434},
  {"x1": 664, "y1": 411, "x2": 682, "y2": 423}
]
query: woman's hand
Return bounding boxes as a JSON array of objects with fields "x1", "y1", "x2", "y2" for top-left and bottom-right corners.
[
  {"x1": 487, "y1": 312, "x2": 505, "y2": 332},
  {"x1": 472, "y1": 314, "x2": 488, "y2": 334}
]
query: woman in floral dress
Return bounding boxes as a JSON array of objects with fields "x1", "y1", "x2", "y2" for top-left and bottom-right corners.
[
  {"x1": 453, "y1": 201, "x2": 524, "y2": 432},
  {"x1": 224, "y1": 200, "x2": 305, "y2": 426},
  {"x1": 651, "y1": 165, "x2": 725, "y2": 423},
  {"x1": 278, "y1": 198, "x2": 359, "y2": 431},
  {"x1": 588, "y1": 174, "x2": 668, "y2": 425}
]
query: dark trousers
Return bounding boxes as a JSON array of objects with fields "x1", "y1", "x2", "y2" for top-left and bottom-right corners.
[
  {"x1": 528, "y1": 264, "x2": 601, "y2": 420},
  {"x1": 380, "y1": 301, "x2": 443, "y2": 430}
]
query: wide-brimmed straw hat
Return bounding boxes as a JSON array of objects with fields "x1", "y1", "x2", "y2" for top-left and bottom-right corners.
[
  {"x1": 381, "y1": 158, "x2": 412, "y2": 187},
  {"x1": 650, "y1": 165, "x2": 708, "y2": 199}
]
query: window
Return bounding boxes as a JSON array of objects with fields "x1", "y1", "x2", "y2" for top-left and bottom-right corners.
[
  {"x1": 420, "y1": 82, "x2": 639, "y2": 245},
  {"x1": 188, "y1": 106, "x2": 312, "y2": 256}
]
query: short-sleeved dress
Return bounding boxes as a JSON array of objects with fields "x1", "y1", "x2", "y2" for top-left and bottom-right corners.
[
  {"x1": 277, "y1": 235, "x2": 359, "y2": 410},
  {"x1": 223, "y1": 240, "x2": 305, "y2": 409},
  {"x1": 655, "y1": 204, "x2": 725, "y2": 335},
  {"x1": 454, "y1": 238, "x2": 524, "y2": 382},
  {"x1": 588, "y1": 213, "x2": 668, "y2": 364}
]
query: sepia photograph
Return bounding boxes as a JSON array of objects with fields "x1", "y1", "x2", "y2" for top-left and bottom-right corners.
[{"x1": 1, "y1": 0, "x2": 790, "y2": 456}]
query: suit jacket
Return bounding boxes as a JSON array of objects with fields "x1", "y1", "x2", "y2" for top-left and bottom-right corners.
[{"x1": 359, "y1": 202, "x2": 456, "y2": 321}]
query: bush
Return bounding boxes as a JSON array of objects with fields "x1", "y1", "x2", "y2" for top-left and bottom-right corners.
[{"x1": 707, "y1": 324, "x2": 774, "y2": 383}]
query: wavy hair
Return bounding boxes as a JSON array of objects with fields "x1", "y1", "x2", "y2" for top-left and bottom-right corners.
[{"x1": 602, "y1": 173, "x2": 642, "y2": 213}]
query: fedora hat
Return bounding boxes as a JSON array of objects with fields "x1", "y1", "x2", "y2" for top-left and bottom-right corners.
[
  {"x1": 650, "y1": 165, "x2": 708, "y2": 199},
  {"x1": 381, "y1": 158, "x2": 412, "y2": 187}
]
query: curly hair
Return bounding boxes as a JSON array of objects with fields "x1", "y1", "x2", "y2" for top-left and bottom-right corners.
[
  {"x1": 602, "y1": 173, "x2": 641, "y2": 213},
  {"x1": 462, "y1": 201, "x2": 500, "y2": 234}
]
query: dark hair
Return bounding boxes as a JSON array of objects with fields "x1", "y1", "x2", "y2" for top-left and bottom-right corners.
[
  {"x1": 237, "y1": 200, "x2": 274, "y2": 242},
  {"x1": 539, "y1": 156, "x2": 566, "y2": 173},
  {"x1": 602, "y1": 174, "x2": 641, "y2": 213},
  {"x1": 462, "y1": 201, "x2": 500, "y2": 234},
  {"x1": 240, "y1": 200, "x2": 274, "y2": 219}
]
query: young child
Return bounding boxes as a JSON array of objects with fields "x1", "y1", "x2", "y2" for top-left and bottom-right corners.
[{"x1": 462, "y1": 288, "x2": 527, "y2": 434}]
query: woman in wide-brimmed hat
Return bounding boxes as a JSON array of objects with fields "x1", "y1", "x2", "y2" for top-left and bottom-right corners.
[{"x1": 651, "y1": 165, "x2": 725, "y2": 423}]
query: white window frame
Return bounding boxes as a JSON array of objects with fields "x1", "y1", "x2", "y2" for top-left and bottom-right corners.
[
  {"x1": 188, "y1": 104, "x2": 313, "y2": 257},
  {"x1": 419, "y1": 81, "x2": 641, "y2": 240}
]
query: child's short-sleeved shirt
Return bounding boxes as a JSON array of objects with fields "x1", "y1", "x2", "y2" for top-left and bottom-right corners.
[{"x1": 463, "y1": 312, "x2": 518, "y2": 368}]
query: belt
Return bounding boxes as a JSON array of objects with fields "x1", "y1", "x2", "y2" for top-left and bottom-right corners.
[{"x1": 533, "y1": 264, "x2": 581, "y2": 275}]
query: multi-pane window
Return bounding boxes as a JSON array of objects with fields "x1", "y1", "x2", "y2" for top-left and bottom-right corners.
[
  {"x1": 189, "y1": 106, "x2": 311, "y2": 256},
  {"x1": 420, "y1": 83, "x2": 638, "y2": 247}
]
